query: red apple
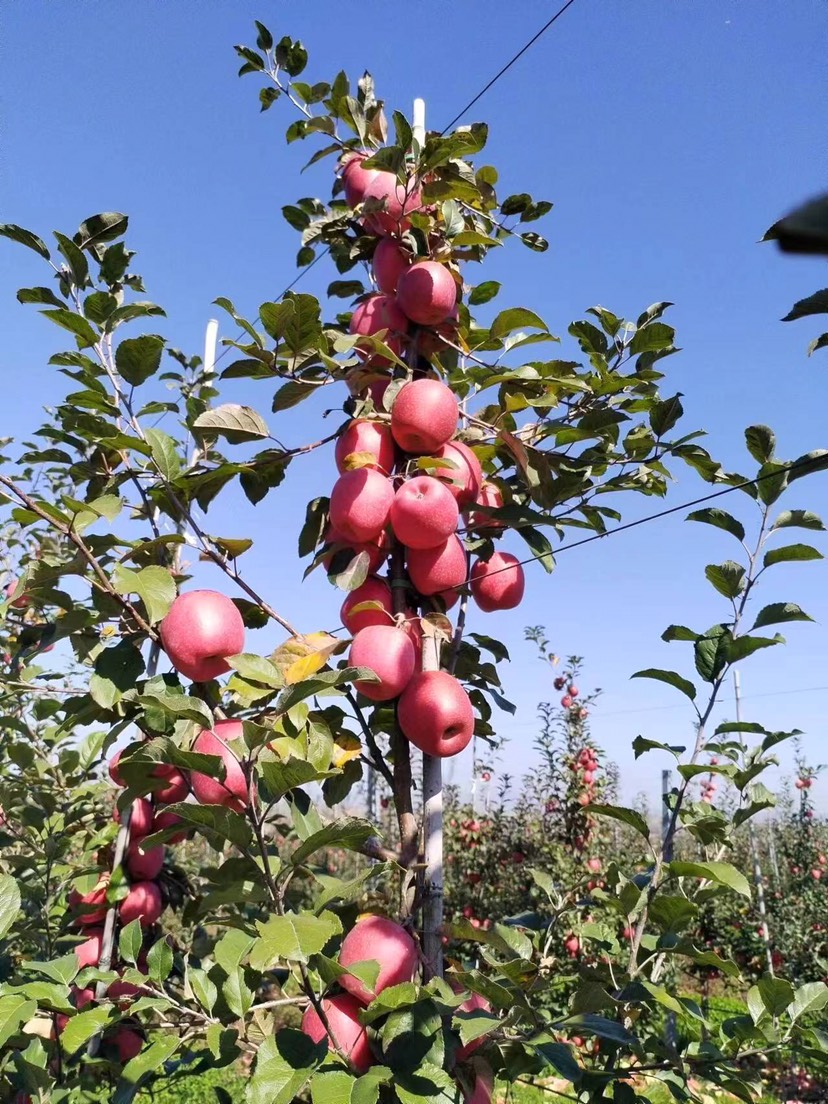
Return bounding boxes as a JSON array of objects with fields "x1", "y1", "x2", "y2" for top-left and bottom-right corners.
[
  {"x1": 587, "y1": 857, "x2": 601, "y2": 873},
  {"x1": 190, "y1": 720, "x2": 250, "y2": 812},
  {"x1": 469, "y1": 482, "x2": 504, "y2": 529},
  {"x1": 159, "y1": 590, "x2": 245, "y2": 682},
  {"x1": 349, "y1": 294, "x2": 408, "y2": 361},
  {"x1": 568, "y1": 684, "x2": 579, "y2": 698},
  {"x1": 390, "y1": 476, "x2": 459, "y2": 549},
  {"x1": 4, "y1": 579, "x2": 28, "y2": 609},
  {"x1": 302, "y1": 993, "x2": 373, "y2": 1073},
  {"x1": 113, "y1": 1026, "x2": 143, "y2": 1064},
  {"x1": 470, "y1": 552, "x2": 525, "y2": 612},
  {"x1": 564, "y1": 934, "x2": 580, "y2": 958},
  {"x1": 362, "y1": 171, "x2": 423, "y2": 235},
  {"x1": 74, "y1": 929, "x2": 104, "y2": 968},
  {"x1": 813, "y1": 868, "x2": 823, "y2": 881},
  {"x1": 72, "y1": 985, "x2": 96, "y2": 1011},
  {"x1": 108, "y1": 976, "x2": 143, "y2": 1005},
  {"x1": 338, "y1": 915, "x2": 419, "y2": 1004},
  {"x1": 118, "y1": 881, "x2": 162, "y2": 927},
  {"x1": 432, "y1": 441, "x2": 482, "y2": 508},
  {"x1": 561, "y1": 695, "x2": 572, "y2": 709},
  {"x1": 335, "y1": 419, "x2": 395, "y2": 475},
  {"x1": 152, "y1": 808, "x2": 189, "y2": 844},
  {"x1": 341, "y1": 577, "x2": 393, "y2": 635},
  {"x1": 407, "y1": 535, "x2": 467, "y2": 597},
  {"x1": 114, "y1": 797, "x2": 153, "y2": 839},
  {"x1": 464, "y1": 1067, "x2": 494, "y2": 1104},
  {"x1": 126, "y1": 840, "x2": 164, "y2": 881},
  {"x1": 150, "y1": 764, "x2": 189, "y2": 804},
  {"x1": 109, "y1": 749, "x2": 126, "y2": 787},
  {"x1": 396, "y1": 261, "x2": 457, "y2": 326},
  {"x1": 391, "y1": 379, "x2": 459, "y2": 454},
  {"x1": 341, "y1": 152, "x2": 379, "y2": 207},
  {"x1": 398, "y1": 671, "x2": 474, "y2": 758},
  {"x1": 324, "y1": 525, "x2": 390, "y2": 574},
  {"x1": 329, "y1": 469, "x2": 394, "y2": 545},
  {"x1": 69, "y1": 874, "x2": 109, "y2": 927},
  {"x1": 350, "y1": 625, "x2": 416, "y2": 701},
  {"x1": 372, "y1": 237, "x2": 411, "y2": 294},
  {"x1": 456, "y1": 990, "x2": 492, "y2": 1061}
]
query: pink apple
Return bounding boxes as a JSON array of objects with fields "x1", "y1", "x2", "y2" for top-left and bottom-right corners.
[
  {"x1": 349, "y1": 625, "x2": 416, "y2": 701},
  {"x1": 372, "y1": 237, "x2": 411, "y2": 294},
  {"x1": 113, "y1": 797, "x2": 154, "y2": 839},
  {"x1": 464, "y1": 1066, "x2": 494, "y2": 1104},
  {"x1": 407, "y1": 534, "x2": 467, "y2": 597},
  {"x1": 338, "y1": 915, "x2": 419, "y2": 1004},
  {"x1": 108, "y1": 977, "x2": 143, "y2": 1005},
  {"x1": 109, "y1": 749, "x2": 126, "y2": 787},
  {"x1": 323, "y1": 525, "x2": 390, "y2": 574},
  {"x1": 159, "y1": 590, "x2": 245, "y2": 682},
  {"x1": 4, "y1": 579, "x2": 28, "y2": 609},
  {"x1": 329, "y1": 469, "x2": 394, "y2": 544},
  {"x1": 396, "y1": 261, "x2": 457, "y2": 326},
  {"x1": 118, "y1": 881, "x2": 163, "y2": 927},
  {"x1": 335, "y1": 420, "x2": 395, "y2": 475},
  {"x1": 69, "y1": 874, "x2": 109, "y2": 927},
  {"x1": 470, "y1": 552, "x2": 525, "y2": 612},
  {"x1": 190, "y1": 720, "x2": 250, "y2": 812},
  {"x1": 432, "y1": 442, "x2": 482, "y2": 508},
  {"x1": 398, "y1": 671, "x2": 474, "y2": 758},
  {"x1": 74, "y1": 929, "x2": 104, "y2": 968},
  {"x1": 152, "y1": 808, "x2": 189, "y2": 844},
  {"x1": 302, "y1": 994, "x2": 374, "y2": 1073},
  {"x1": 341, "y1": 152, "x2": 379, "y2": 207},
  {"x1": 390, "y1": 476, "x2": 459, "y2": 549},
  {"x1": 151, "y1": 764, "x2": 190, "y2": 804},
  {"x1": 341, "y1": 577, "x2": 393, "y2": 635},
  {"x1": 126, "y1": 840, "x2": 164, "y2": 881},
  {"x1": 349, "y1": 294, "x2": 409, "y2": 361},
  {"x1": 362, "y1": 171, "x2": 423, "y2": 235},
  {"x1": 114, "y1": 1026, "x2": 143, "y2": 1064},
  {"x1": 470, "y1": 482, "x2": 504, "y2": 529},
  {"x1": 391, "y1": 379, "x2": 459, "y2": 454},
  {"x1": 586, "y1": 857, "x2": 601, "y2": 873}
]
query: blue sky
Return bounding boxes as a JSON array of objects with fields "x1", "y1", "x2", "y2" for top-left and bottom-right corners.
[{"x1": 2, "y1": 1, "x2": 827, "y2": 810}]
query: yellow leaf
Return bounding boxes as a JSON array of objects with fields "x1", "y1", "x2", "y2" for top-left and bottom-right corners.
[
  {"x1": 282, "y1": 632, "x2": 344, "y2": 685},
  {"x1": 332, "y1": 732, "x2": 362, "y2": 768}
]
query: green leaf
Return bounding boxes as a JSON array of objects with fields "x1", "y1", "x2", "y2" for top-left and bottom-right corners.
[
  {"x1": 763, "y1": 542, "x2": 823, "y2": 567},
  {"x1": 782, "y1": 289, "x2": 828, "y2": 322},
  {"x1": 17, "y1": 285, "x2": 65, "y2": 308},
  {"x1": 0, "y1": 875, "x2": 20, "y2": 939},
  {"x1": 248, "y1": 1030, "x2": 325, "y2": 1104},
  {"x1": 60, "y1": 1006, "x2": 113, "y2": 1053},
  {"x1": 649, "y1": 394, "x2": 683, "y2": 437},
  {"x1": 223, "y1": 967, "x2": 253, "y2": 1018},
  {"x1": 745, "y1": 425, "x2": 776, "y2": 463},
  {"x1": 75, "y1": 211, "x2": 129, "y2": 250},
  {"x1": 490, "y1": 307, "x2": 549, "y2": 340},
  {"x1": 114, "y1": 1036, "x2": 180, "y2": 1102},
  {"x1": 274, "y1": 667, "x2": 374, "y2": 713},
  {"x1": 757, "y1": 975, "x2": 795, "y2": 1017},
  {"x1": 119, "y1": 920, "x2": 143, "y2": 965},
  {"x1": 115, "y1": 335, "x2": 165, "y2": 387},
  {"x1": 469, "y1": 281, "x2": 501, "y2": 306},
  {"x1": 632, "y1": 735, "x2": 685, "y2": 759},
  {"x1": 531, "y1": 1039, "x2": 582, "y2": 1082},
  {"x1": 90, "y1": 640, "x2": 146, "y2": 709},
  {"x1": 772, "y1": 509, "x2": 825, "y2": 532},
  {"x1": 558, "y1": 1013, "x2": 636, "y2": 1045},
  {"x1": 189, "y1": 968, "x2": 218, "y2": 1013},
  {"x1": 725, "y1": 633, "x2": 783, "y2": 663},
  {"x1": 752, "y1": 601, "x2": 813, "y2": 629},
  {"x1": 756, "y1": 460, "x2": 789, "y2": 505},
  {"x1": 228, "y1": 653, "x2": 284, "y2": 688},
  {"x1": 0, "y1": 995, "x2": 36, "y2": 1048},
  {"x1": 790, "y1": 981, "x2": 828, "y2": 1022},
  {"x1": 255, "y1": 21, "x2": 274, "y2": 49},
  {"x1": 144, "y1": 428, "x2": 182, "y2": 482},
  {"x1": 159, "y1": 801, "x2": 252, "y2": 850},
  {"x1": 631, "y1": 668, "x2": 696, "y2": 701},
  {"x1": 41, "y1": 308, "x2": 98, "y2": 347},
  {"x1": 0, "y1": 223, "x2": 51, "y2": 258},
  {"x1": 250, "y1": 911, "x2": 342, "y2": 969},
  {"x1": 583, "y1": 804, "x2": 650, "y2": 842},
  {"x1": 687, "y1": 508, "x2": 745, "y2": 543},
  {"x1": 194, "y1": 403, "x2": 270, "y2": 443},
  {"x1": 291, "y1": 817, "x2": 376, "y2": 866},
  {"x1": 112, "y1": 564, "x2": 176, "y2": 624},
  {"x1": 214, "y1": 929, "x2": 256, "y2": 975},
  {"x1": 669, "y1": 861, "x2": 751, "y2": 898},
  {"x1": 517, "y1": 526, "x2": 554, "y2": 572},
  {"x1": 661, "y1": 624, "x2": 701, "y2": 642},
  {"x1": 628, "y1": 322, "x2": 674, "y2": 354},
  {"x1": 694, "y1": 624, "x2": 731, "y2": 682},
  {"x1": 704, "y1": 560, "x2": 746, "y2": 599},
  {"x1": 649, "y1": 895, "x2": 699, "y2": 933},
  {"x1": 312, "y1": 1068, "x2": 391, "y2": 1104},
  {"x1": 146, "y1": 937, "x2": 173, "y2": 983}
]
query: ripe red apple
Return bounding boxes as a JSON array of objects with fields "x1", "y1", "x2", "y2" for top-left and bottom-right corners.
[
  {"x1": 74, "y1": 929, "x2": 104, "y2": 968},
  {"x1": 341, "y1": 577, "x2": 393, "y2": 635},
  {"x1": 361, "y1": 171, "x2": 423, "y2": 235},
  {"x1": 109, "y1": 749, "x2": 126, "y2": 786},
  {"x1": 350, "y1": 625, "x2": 416, "y2": 701},
  {"x1": 126, "y1": 840, "x2": 164, "y2": 881},
  {"x1": 568, "y1": 684, "x2": 579, "y2": 698},
  {"x1": 190, "y1": 720, "x2": 250, "y2": 811},
  {"x1": 4, "y1": 579, "x2": 28, "y2": 609},
  {"x1": 338, "y1": 915, "x2": 419, "y2": 1004},
  {"x1": 398, "y1": 671, "x2": 474, "y2": 758},
  {"x1": 469, "y1": 482, "x2": 504, "y2": 529},
  {"x1": 151, "y1": 764, "x2": 189, "y2": 804},
  {"x1": 302, "y1": 994, "x2": 373, "y2": 1073},
  {"x1": 329, "y1": 468, "x2": 394, "y2": 544},
  {"x1": 561, "y1": 695, "x2": 573, "y2": 709},
  {"x1": 118, "y1": 881, "x2": 163, "y2": 927},
  {"x1": 159, "y1": 590, "x2": 245, "y2": 682},
  {"x1": 813, "y1": 868, "x2": 823, "y2": 881},
  {"x1": 341, "y1": 152, "x2": 379, "y2": 207},
  {"x1": 152, "y1": 808, "x2": 189, "y2": 844},
  {"x1": 335, "y1": 419, "x2": 395, "y2": 475},
  {"x1": 372, "y1": 237, "x2": 411, "y2": 294},
  {"x1": 431, "y1": 441, "x2": 482, "y2": 509},
  {"x1": 391, "y1": 379, "x2": 459, "y2": 454},
  {"x1": 114, "y1": 1026, "x2": 143, "y2": 1064},
  {"x1": 72, "y1": 985, "x2": 96, "y2": 1011},
  {"x1": 464, "y1": 1067, "x2": 494, "y2": 1104},
  {"x1": 583, "y1": 770, "x2": 595, "y2": 784},
  {"x1": 587, "y1": 857, "x2": 601, "y2": 873},
  {"x1": 108, "y1": 977, "x2": 143, "y2": 1005},
  {"x1": 470, "y1": 552, "x2": 525, "y2": 612},
  {"x1": 114, "y1": 797, "x2": 153, "y2": 838},
  {"x1": 324, "y1": 525, "x2": 389, "y2": 574},
  {"x1": 407, "y1": 534, "x2": 467, "y2": 597},
  {"x1": 390, "y1": 476, "x2": 459, "y2": 549},
  {"x1": 349, "y1": 294, "x2": 409, "y2": 361},
  {"x1": 69, "y1": 874, "x2": 109, "y2": 926},
  {"x1": 396, "y1": 261, "x2": 457, "y2": 326},
  {"x1": 564, "y1": 934, "x2": 580, "y2": 958},
  {"x1": 456, "y1": 990, "x2": 493, "y2": 1061}
]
